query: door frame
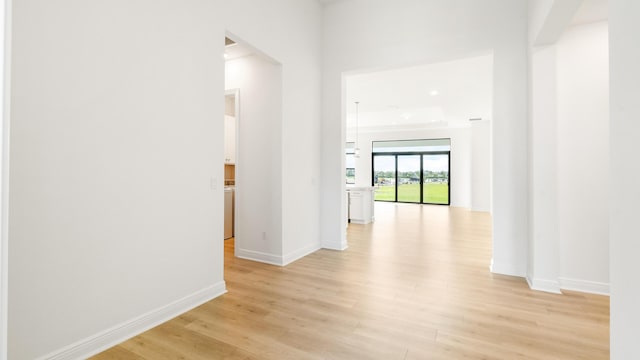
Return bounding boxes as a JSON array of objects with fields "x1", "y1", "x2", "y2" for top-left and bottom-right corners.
[{"x1": 1, "y1": 1, "x2": 11, "y2": 358}]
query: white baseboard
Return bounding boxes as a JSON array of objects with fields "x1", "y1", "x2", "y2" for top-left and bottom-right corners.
[
  {"x1": 38, "y1": 281, "x2": 227, "y2": 360},
  {"x1": 526, "y1": 276, "x2": 562, "y2": 294},
  {"x1": 349, "y1": 219, "x2": 372, "y2": 225},
  {"x1": 283, "y1": 242, "x2": 321, "y2": 266},
  {"x1": 490, "y1": 258, "x2": 526, "y2": 277},
  {"x1": 322, "y1": 239, "x2": 348, "y2": 251},
  {"x1": 236, "y1": 248, "x2": 283, "y2": 266},
  {"x1": 559, "y1": 277, "x2": 610, "y2": 296},
  {"x1": 236, "y1": 243, "x2": 322, "y2": 267}
]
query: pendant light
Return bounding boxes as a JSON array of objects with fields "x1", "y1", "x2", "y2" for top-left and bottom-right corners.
[{"x1": 354, "y1": 101, "x2": 360, "y2": 158}]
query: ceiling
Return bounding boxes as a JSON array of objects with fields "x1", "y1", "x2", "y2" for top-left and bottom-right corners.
[
  {"x1": 319, "y1": 0, "x2": 607, "y2": 23},
  {"x1": 317, "y1": 0, "x2": 346, "y2": 4},
  {"x1": 224, "y1": 37, "x2": 254, "y2": 61},
  {"x1": 319, "y1": 0, "x2": 608, "y2": 18},
  {"x1": 346, "y1": 54, "x2": 493, "y2": 131},
  {"x1": 571, "y1": 0, "x2": 608, "y2": 26}
]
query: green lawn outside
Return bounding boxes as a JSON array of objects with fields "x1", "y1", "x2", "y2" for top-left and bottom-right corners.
[{"x1": 374, "y1": 183, "x2": 449, "y2": 204}]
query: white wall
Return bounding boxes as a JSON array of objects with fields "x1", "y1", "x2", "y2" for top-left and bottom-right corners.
[
  {"x1": 530, "y1": 0, "x2": 582, "y2": 45},
  {"x1": 526, "y1": 0, "x2": 602, "y2": 294},
  {"x1": 0, "y1": 0, "x2": 8, "y2": 358},
  {"x1": 321, "y1": 0, "x2": 529, "y2": 275},
  {"x1": 528, "y1": 44, "x2": 561, "y2": 292},
  {"x1": 7, "y1": 0, "x2": 323, "y2": 358},
  {"x1": 528, "y1": 0, "x2": 555, "y2": 44},
  {"x1": 225, "y1": 55, "x2": 284, "y2": 264},
  {"x1": 471, "y1": 120, "x2": 492, "y2": 212},
  {"x1": 348, "y1": 126, "x2": 473, "y2": 208},
  {"x1": 556, "y1": 22, "x2": 609, "y2": 292},
  {"x1": 609, "y1": 0, "x2": 640, "y2": 358},
  {"x1": 527, "y1": 2, "x2": 610, "y2": 296},
  {"x1": 9, "y1": 2, "x2": 224, "y2": 358}
]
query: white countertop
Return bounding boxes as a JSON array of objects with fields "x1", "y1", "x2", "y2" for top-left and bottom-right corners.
[{"x1": 346, "y1": 185, "x2": 376, "y2": 191}]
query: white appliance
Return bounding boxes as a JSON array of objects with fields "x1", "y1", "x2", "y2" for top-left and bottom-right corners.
[{"x1": 224, "y1": 187, "x2": 234, "y2": 239}]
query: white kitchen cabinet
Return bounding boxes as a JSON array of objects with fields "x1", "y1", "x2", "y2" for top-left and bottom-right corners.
[
  {"x1": 224, "y1": 115, "x2": 236, "y2": 164},
  {"x1": 347, "y1": 186, "x2": 375, "y2": 224}
]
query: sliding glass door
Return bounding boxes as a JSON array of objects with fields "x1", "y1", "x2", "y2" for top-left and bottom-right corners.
[
  {"x1": 371, "y1": 139, "x2": 451, "y2": 205},
  {"x1": 397, "y1": 155, "x2": 421, "y2": 203},
  {"x1": 373, "y1": 156, "x2": 395, "y2": 201},
  {"x1": 422, "y1": 154, "x2": 449, "y2": 205}
]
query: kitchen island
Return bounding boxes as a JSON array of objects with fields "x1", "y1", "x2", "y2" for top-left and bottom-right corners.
[{"x1": 346, "y1": 186, "x2": 375, "y2": 224}]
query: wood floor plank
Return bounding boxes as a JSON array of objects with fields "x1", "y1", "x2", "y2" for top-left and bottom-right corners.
[
  {"x1": 91, "y1": 346, "x2": 145, "y2": 360},
  {"x1": 92, "y1": 203, "x2": 609, "y2": 359}
]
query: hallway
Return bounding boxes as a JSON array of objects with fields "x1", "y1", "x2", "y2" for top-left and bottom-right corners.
[{"x1": 94, "y1": 203, "x2": 609, "y2": 359}]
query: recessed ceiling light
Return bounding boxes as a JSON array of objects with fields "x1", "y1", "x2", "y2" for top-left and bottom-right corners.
[{"x1": 430, "y1": 90, "x2": 439, "y2": 96}]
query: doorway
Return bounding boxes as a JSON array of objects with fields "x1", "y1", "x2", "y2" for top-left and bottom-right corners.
[
  {"x1": 223, "y1": 33, "x2": 284, "y2": 265},
  {"x1": 223, "y1": 89, "x2": 238, "y2": 245},
  {"x1": 344, "y1": 54, "x2": 493, "y2": 212}
]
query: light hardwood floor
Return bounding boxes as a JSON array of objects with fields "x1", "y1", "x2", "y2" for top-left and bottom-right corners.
[{"x1": 93, "y1": 203, "x2": 609, "y2": 359}]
